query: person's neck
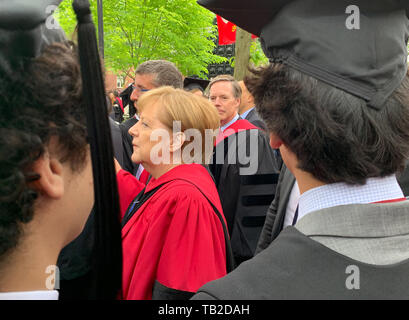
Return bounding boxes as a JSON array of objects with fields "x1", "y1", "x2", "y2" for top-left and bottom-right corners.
[
  {"x1": 239, "y1": 105, "x2": 255, "y2": 115},
  {"x1": 291, "y1": 167, "x2": 326, "y2": 195},
  {"x1": 280, "y1": 144, "x2": 326, "y2": 195},
  {"x1": 0, "y1": 232, "x2": 61, "y2": 292},
  {"x1": 144, "y1": 163, "x2": 181, "y2": 180},
  {"x1": 220, "y1": 113, "x2": 238, "y2": 128}
]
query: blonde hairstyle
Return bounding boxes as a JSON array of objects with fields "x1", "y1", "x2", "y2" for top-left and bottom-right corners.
[{"x1": 137, "y1": 86, "x2": 220, "y2": 164}]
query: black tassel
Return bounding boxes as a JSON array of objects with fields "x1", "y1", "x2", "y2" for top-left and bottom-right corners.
[{"x1": 72, "y1": 0, "x2": 122, "y2": 300}]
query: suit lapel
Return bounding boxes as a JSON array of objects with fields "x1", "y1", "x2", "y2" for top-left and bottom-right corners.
[{"x1": 270, "y1": 166, "x2": 296, "y2": 240}]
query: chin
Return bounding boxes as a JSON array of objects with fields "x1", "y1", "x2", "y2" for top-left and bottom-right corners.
[{"x1": 131, "y1": 155, "x2": 142, "y2": 164}]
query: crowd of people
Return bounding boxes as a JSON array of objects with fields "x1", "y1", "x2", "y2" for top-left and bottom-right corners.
[{"x1": 1, "y1": 0, "x2": 409, "y2": 301}]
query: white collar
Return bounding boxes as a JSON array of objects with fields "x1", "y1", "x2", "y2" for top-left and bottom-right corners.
[
  {"x1": 0, "y1": 290, "x2": 59, "y2": 300},
  {"x1": 220, "y1": 114, "x2": 240, "y2": 132},
  {"x1": 298, "y1": 175, "x2": 404, "y2": 224},
  {"x1": 240, "y1": 107, "x2": 255, "y2": 120}
]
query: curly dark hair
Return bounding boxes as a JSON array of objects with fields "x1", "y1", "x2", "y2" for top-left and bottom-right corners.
[
  {"x1": 245, "y1": 64, "x2": 409, "y2": 185},
  {"x1": 0, "y1": 42, "x2": 88, "y2": 262}
]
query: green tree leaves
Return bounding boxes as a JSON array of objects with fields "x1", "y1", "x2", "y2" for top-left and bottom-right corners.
[{"x1": 56, "y1": 0, "x2": 226, "y2": 79}]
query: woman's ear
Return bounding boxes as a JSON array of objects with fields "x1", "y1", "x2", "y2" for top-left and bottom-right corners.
[
  {"x1": 269, "y1": 133, "x2": 283, "y2": 149},
  {"x1": 30, "y1": 152, "x2": 64, "y2": 199},
  {"x1": 169, "y1": 132, "x2": 186, "y2": 153}
]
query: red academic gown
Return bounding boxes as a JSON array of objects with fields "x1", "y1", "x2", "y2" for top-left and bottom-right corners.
[
  {"x1": 215, "y1": 119, "x2": 258, "y2": 146},
  {"x1": 117, "y1": 164, "x2": 227, "y2": 300}
]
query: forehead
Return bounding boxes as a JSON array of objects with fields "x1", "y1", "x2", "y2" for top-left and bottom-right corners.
[
  {"x1": 139, "y1": 100, "x2": 161, "y2": 121},
  {"x1": 210, "y1": 80, "x2": 234, "y2": 96},
  {"x1": 134, "y1": 73, "x2": 156, "y2": 88}
]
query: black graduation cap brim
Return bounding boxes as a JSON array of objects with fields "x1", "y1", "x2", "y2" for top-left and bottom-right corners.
[
  {"x1": 198, "y1": 0, "x2": 288, "y2": 36},
  {"x1": 184, "y1": 77, "x2": 210, "y2": 91},
  {"x1": 0, "y1": 0, "x2": 62, "y2": 30},
  {"x1": 198, "y1": 0, "x2": 409, "y2": 36},
  {"x1": 198, "y1": 0, "x2": 409, "y2": 110},
  {"x1": 0, "y1": 0, "x2": 64, "y2": 73}
]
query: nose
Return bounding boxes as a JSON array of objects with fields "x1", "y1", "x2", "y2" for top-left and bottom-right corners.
[
  {"x1": 214, "y1": 97, "x2": 223, "y2": 107},
  {"x1": 130, "y1": 87, "x2": 139, "y2": 102},
  {"x1": 211, "y1": 97, "x2": 221, "y2": 107},
  {"x1": 129, "y1": 121, "x2": 140, "y2": 137},
  {"x1": 214, "y1": 99, "x2": 223, "y2": 108}
]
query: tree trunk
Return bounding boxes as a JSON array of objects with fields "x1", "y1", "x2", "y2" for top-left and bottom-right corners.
[{"x1": 233, "y1": 27, "x2": 252, "y2": 81}]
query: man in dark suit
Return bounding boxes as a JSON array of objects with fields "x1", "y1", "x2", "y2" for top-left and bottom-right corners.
[
  {"x1": 239, "y1": 80, "x2": 283, "y2": 169},
  {"x1": 238, "y1": 80, "x2": 266, "y2": 130},
  {"x1": 120, "y1": 60, "x2": 183, "y2": 175}
]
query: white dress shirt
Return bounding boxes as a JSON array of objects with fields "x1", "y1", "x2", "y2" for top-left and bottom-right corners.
[
  {"x1": 0, "y1": 290, "x2": 59, "y2": 300},
  {"x1": 297, "y1": 175, "x2": 404, "y2": 224},
  {"x1": 220, "y1": 114, "x2": 240, "y2": 132},
  {"x1": 283, "y1": 181, "x2": 300, "y2": 228},
  {"x1": 240, "y1": 107, "x2": 255, "y2": 120}
]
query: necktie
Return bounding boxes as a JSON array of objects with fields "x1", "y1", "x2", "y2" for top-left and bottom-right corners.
[{"x1": 291, "y1": 205, "x2": 299, "y2": 226}]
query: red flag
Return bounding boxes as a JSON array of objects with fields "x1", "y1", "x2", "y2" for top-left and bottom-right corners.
[
  {"x1": 216, "y1": 15, "x2": 258, "y2": 46},
  {"x1": 216, "y1": 15, "x2": 236, "y2": 45}
]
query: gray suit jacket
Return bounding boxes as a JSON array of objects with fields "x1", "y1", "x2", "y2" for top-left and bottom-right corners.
[
  {"x1": 295, "y1": 201, "x2": 409, "y2": 265},
  {"x1": 192, "y1": 200, "x2": 409, "y2": 300},
  {"x1": 256, "y1": 164, "x2": 409, "y2": 255}
]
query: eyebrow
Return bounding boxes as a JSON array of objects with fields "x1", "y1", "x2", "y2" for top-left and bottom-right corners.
[{"x1": 135, "y1": 83, "x2": 147, "y2": 90}]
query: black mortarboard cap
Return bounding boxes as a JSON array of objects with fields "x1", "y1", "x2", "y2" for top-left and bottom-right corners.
[
  {"x1": 198, "y1": 0, "x2": 409, "y2": 110},
  {"x1": 0, "y1": 0, "x2": 65, "y2": 74},
  {"x1": 0, "y1": 0, "x2": 122, "y2": 299},
  {"x1": 184, "y1": 76, "x2": 210, "y2": 92}
]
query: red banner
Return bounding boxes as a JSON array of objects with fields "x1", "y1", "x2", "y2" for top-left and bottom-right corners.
[{"x1": 216, "y1": 15, "x2": 257, "y2": 46}]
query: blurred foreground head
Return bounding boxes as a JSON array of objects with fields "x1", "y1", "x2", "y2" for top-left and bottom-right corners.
[
  {"x1": 0, "y1": 0, "x2": 121, "y2": 298},
  {"x1": 199, "y1": 0, "x2": 409, "y2": 184}
]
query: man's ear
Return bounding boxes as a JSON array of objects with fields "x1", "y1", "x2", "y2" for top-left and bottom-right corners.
[
  {"x1": 269, "y1": 133, "x2": 283, "y2": 149},
  {"x1": 169, "y1": 132, "x2": 186, "y2": 153},
  {"x1": 235, "y1": 98, "x2": 241, "y2": 110},
  {"x1": 30, "y1": 152, "x2": 64, "y2": 199}
]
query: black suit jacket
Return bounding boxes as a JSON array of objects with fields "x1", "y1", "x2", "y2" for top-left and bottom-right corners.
[
  {"x1": 119, "y1": 117, "x2": 139, "y2": 175},
  {"x1": 109, "y1": 118, "x2": 124, "y2": 167},
  {"x1": 244, "y1": 108, "x2": 267, "y2": 131},
  {"x1": 397, "y1": 160, "x2": 409, "y2": 197}
]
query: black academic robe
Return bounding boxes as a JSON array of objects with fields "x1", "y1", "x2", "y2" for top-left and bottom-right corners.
[
  {"x1": 210, "y1": 119, "x2": 281, "y2": 265},
  {"x1": 192, "y1": 227, "x2": 409, "y2": 300},
  {"x1": 256, "y1": 164, "x2": 295, "y2": 253}
]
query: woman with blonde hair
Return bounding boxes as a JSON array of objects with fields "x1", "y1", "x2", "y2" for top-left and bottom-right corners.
[{"x1": 115, "y1": 86, "x2": 233, "y2": 300}]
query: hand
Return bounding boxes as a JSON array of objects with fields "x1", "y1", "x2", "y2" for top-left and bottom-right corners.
[{"x1": 114, "y1": 158, "x2": 122, "y2": 173}]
